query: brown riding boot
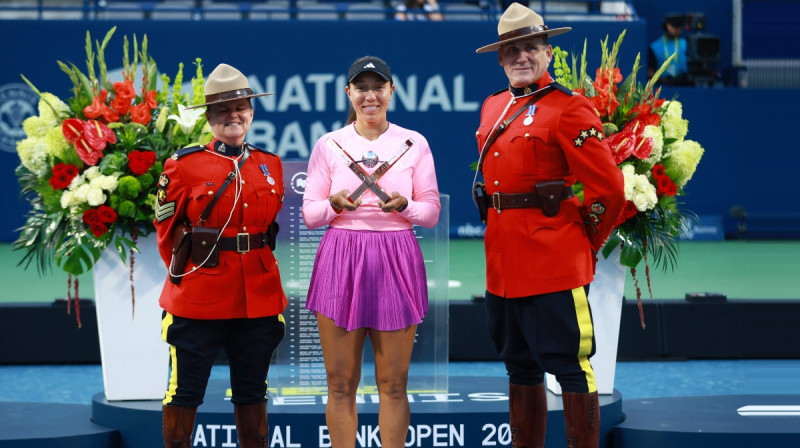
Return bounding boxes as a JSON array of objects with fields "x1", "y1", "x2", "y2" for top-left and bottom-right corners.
[
  {"x1": 234, "y1": 402, "x2": 269, "y2": 448},
  {"x1": 562, "y1": 391, "x2": 600, "y2": 448},
  {"x1": 509, "y1": 383, "x2": 548, "y2": 448},
  {"x1": 162, "y1": 404, "x2": 198, "y2": 447}
]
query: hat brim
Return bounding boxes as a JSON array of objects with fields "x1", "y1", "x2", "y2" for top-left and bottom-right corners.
[
  {"x1": 185, "y1": 92, "x2": 274, "y2": 110},
  {"x1": 475, "y1": 27, "x2": 572, "y2": 53},
  {"x1": 347, "y1": 69, "x2": 392, "y2": 84}
]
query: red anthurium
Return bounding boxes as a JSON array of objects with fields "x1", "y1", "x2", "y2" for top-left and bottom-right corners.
[
  {"x1": 606, "y1": 130, "x2": 636, "y2": 165},
  {"x1": 83, "y1": 120, "x2": 116, "y2": 150},
  {"x1": 633, "y1": 136, "x2": 653, "y2": 160},
  {"x1": 61, "y1": 118, "x2": 84, "y2": 143},
  {"x1": 74, "y1": 137, "x2": 104, "y2": 166}
]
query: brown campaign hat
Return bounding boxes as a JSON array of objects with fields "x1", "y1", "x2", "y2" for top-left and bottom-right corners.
[
  {"x1": 186, "y1": 63, "x2": 273, "y2": 109},
  {"x1": 476, "y1": 2, "x2": 571, "y2": 53}
]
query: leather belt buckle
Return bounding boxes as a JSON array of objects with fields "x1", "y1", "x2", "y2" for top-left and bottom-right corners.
[
  {"x1": 236, "y1": 233, "x2": 250, "y2": 253},
  {"x1": 492, "y1": 192, "x2": 502, "y2": 210}
]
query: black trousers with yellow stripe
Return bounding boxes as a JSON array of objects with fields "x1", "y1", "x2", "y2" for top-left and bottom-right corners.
[
  {"x1": 486, "y1": 286, "x2": 597, "y2": 393},
  {"x1": 161, "y1": 311, "x2": 286, "y2": 407}
]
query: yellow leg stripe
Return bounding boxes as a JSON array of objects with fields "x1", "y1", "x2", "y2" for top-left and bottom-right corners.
[
  {"x1": 571, "y1": 286, "x2": 597, "y2": 393},
  {"x1": 162, "y1": 312, "x2": 179, "y2": 405}
]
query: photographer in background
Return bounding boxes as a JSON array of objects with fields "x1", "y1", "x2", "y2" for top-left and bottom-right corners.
[{"x1": 648, "y1": 14, "x2": 691, "y2": 86}]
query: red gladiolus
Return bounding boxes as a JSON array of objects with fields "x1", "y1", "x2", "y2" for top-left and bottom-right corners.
[
  {"x1": 111, "y1": 80, "x2": 137, "y2": 116},
  {"x1": 49, "y1": 163, "x2": 80, "y2": 190},
  {"x1": 143, "y1": 90, "x2": 158, "y2": 109},
  {"x1": 83, "y1": 90, "x2": 109, "y2": 120},
  {"x1": 128, "y1": 150, "x2": 157, "y2": 175},
  {"x1": 129, "y1": 103, "x2": 152, "y2": 125}
]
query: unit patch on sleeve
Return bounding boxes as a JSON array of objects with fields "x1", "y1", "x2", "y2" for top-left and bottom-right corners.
[{"x1": 573, "y1": 127, "x2": 604, "y2": 148}]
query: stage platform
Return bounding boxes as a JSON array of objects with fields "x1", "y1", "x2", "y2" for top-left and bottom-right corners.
[{"x1": 2, "y1": 376, "x2": 798, "y2": 447}]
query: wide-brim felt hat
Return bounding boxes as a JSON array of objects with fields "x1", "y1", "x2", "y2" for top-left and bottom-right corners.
[
  {"x1": 476, "y1": 2, "x2": 571, "y2": 53},
  {"x1": 186, "y1": 63, "x2": 273, "y2": 109}
]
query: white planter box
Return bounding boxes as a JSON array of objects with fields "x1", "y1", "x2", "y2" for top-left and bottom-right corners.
[{"x1": 93, "y1": 234, "x2": 168, "y2": 401}]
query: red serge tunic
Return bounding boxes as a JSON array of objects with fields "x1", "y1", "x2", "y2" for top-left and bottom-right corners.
[
  {"x1": 475, "y1": 72, "x2": 625, "y2": 299},
  {"x1": 154, "y1": 139, "x2": 288, "y2": 319}
]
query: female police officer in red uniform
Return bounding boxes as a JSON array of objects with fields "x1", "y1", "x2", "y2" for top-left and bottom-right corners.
[
  {"x1": 475, "y1": 4, "x2": 625, "y2": 447},
  {"x1": 154, "y1": 63, "x2": 287, "y2": 448}
]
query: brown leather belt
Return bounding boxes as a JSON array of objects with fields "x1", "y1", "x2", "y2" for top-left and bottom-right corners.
[
  {"x1": 219, "y1": 232, "x2": 268, "y2": 253},
  {"x1": 490, "y1": 187, "x2": 574, "y2": 210}
]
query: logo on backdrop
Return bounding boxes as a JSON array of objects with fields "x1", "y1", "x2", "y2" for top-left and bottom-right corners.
[
  {"x1": 0, "y1": 83, "x2": 38, "y2": 153},
  {"x1": 290, "y1": 171, "x2": 307, "y2": 195}
]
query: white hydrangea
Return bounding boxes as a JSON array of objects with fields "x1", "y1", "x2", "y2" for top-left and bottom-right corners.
[
  {"x1": 642, "y1": 125, "x2": 664, "y2": 166},
  {"x1": 16, "y1": 137, "x2": 49, "y2": 176}
]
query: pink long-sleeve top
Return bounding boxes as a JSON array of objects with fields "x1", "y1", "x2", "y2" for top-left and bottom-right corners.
[{"x1": 302, "y1": 122, "x2": 440, "y2": 231}]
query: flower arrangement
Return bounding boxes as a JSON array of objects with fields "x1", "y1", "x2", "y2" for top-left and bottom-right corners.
[
  {"x1": 14, "y1": 27, "x2": 211, "y2": 325},
  {"x1": 553, "y1": 31, "x2": 705, "y2": 327}
]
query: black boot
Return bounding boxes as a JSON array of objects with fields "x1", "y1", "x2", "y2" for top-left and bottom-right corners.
[
  {"x1": 562, "y1": 391, "x2": 600, "y2": 448},
  {"x1": 509, "y1": 383, "x2": 547, "y2": 448},
  {"x1": 162, "y1": 404, "x2": 197, "y2": 447},
  {"x1": 234, "y1": 402, "x2": 269, "y2": 448}
]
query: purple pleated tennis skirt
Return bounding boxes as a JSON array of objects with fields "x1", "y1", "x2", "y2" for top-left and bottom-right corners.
[{"x1": 305, "y1": 227, "x2": 428, "y2": 332}]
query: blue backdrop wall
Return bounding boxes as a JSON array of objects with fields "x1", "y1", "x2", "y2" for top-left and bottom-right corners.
[{"x1": 0, "y1": 19, "x2": 796, "y2": 242}]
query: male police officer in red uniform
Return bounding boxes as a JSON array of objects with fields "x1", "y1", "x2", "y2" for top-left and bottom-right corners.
[
  {"x1": 475, "y1": 4, "x2": 625, "y2": 447},
  {"x1": 154, "y1": 63, "x2": 287, "y2": 448}
]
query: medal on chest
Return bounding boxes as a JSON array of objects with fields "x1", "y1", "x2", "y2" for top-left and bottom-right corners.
[
  {"x1": 523, "y1": 105, "x2": 537, "y2": 126},
  {"x1": 260, "y1": 163, "x2": 276, "y2": 185}
]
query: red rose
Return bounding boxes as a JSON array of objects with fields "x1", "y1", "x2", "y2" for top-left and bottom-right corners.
[
  {"x1": 82, "y1": 208, "x2": 99, "y2": 225},
  {"x1": 616, "y1": 200, "x2": 639, "y2": 226},
  {"x1": 89, "y1": 223, "x2": 108, "y2": 238},
  {"x1": 96, "y1": 205, "x2": 118, "y2": 224},
  {"x1": 128, "y1": 150, "x2": 157, "y2": 175}
]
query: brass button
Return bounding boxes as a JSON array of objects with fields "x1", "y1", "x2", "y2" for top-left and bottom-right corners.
[
  {"x1": 497, "y1": 209, "x2": 502, "y2": 214},
  {"x1": 525, "y1": 133, "x2": 530, "y2": 138},
  {"x1": 494, "y1": 180, "x2": 500, "y2": 186},
  {"x1": 242, "y1": 226, "x2": 247, "y2": 232},
  {"x1": 549, "y1": 195, "x2": 555, "y2": 200},
  {"x1": 244, "y1": 203, "x2": 249, "y2": 208},
  {"x1": 208, "y1": 190, "x2": 213, "y2": 195},
  {"x1": 201, "y1": 241, "x2": 207, "y2": 246},
  {"x1": 494, "y1": 152, "x2": 500, "y2": 157},
  {"x1": 241, "y1": 180, "x2": 246, "y2": 184},
  {"x1": 271, "y1": 188, "x2": 276, "y2": 194},
  {"x1": 475, "y1": 131, "x2": 480, "y2": 137},
  {"x1": 512, "y1": 100, "x2": 517, "y2": 105}
]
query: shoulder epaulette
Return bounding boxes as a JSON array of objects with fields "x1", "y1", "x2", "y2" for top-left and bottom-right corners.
[
  {"x1": 550, "y1": 82, "x2": 575, "y2": 96},
  {"x1": 170, "y1": 145, "x2": 204, "y2": 160},
  {"x1": 247, "y1": 144, "x2": 278, "y2": 157}
]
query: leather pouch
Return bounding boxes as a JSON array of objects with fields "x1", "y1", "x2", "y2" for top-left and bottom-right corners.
[
  {"x1": 472, "y1": 182, "x2": 489, "y2": 222},
  {"x1": 265, "y1": 221, "x2": 280, "y2": 251},
  {"x1": 535, "y1": 180, "x2": 567, "y2": 217},
  {"x1": 169, "y1": 224, "x2": 192, "y2": 285},
  {"x1": 191, "y1": 227, "x2": 220, "y2": 267}
]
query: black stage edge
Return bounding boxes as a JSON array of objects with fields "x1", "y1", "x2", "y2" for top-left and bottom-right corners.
[
  {"x1": 90, "y1": 377, "x2": 623, "y2": 448},
  {"x1": 4, "y1": 299, "x2": 800, "y2": 364}
]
